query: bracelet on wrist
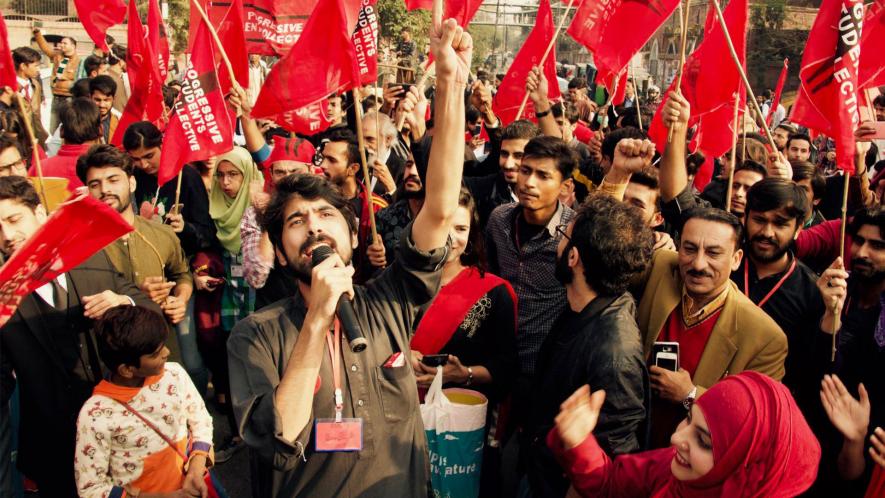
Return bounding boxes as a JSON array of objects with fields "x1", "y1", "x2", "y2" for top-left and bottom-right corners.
[{"x1": 465, "y1": 366, "x2": 474, "y2": 386}]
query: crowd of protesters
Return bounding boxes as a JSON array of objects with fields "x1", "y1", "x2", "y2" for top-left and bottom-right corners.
[{"x1": 0, "y1": 7, "x2": 885, "y2": 498}]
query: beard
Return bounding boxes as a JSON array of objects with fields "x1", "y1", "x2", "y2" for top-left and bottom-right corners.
[
  {"x1": 554, "y1": 247, "x2": 574, "y2": 285},
  {"x1": 851, "y1": 258, "x2": 885, "y2": 283},
  {"x1": 102, "y1": 193, "x2": 131, "y2": 214},
  {"x1": 748, "y1": 234, "x2": 791, "y2": 264},
  {"x1": 285, "y1": 234, "x2": 352, "y2": 284},
  {"x1": 400, "y1": 175, "x2": 425, "y2": 200}
]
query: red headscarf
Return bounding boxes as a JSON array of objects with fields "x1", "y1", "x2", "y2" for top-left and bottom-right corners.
[
  {"x1": 669, "y1": 371, "x2": 821, "y2": 498},
  {"x1": 262, "y1": 135, "x2": 318, "y2": 192}
]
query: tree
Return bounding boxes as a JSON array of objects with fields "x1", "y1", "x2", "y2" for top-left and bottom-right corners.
[
  {"x1": 746, "y1": 0, "x2": 808, "y2": 91},
  {"x1": 377, "y1": 0, "x2": 431, "y2": 47}
]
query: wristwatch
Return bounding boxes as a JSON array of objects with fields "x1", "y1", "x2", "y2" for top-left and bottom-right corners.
[
  {"x1": 535, "y1": 108, "x2": 551, "y2": 118},
  {"x1": 682, "y1": 386, "x2": 698, "y2": 411},
  {"x1": 465, "y1": 367, "x2": 474, "y2": 387}
]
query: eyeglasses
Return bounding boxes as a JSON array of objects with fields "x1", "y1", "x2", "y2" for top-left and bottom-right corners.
[
  {"x1": 554, "y1": 224, "x2": 571, "y2": 242},
  {"x1": 0, "y1": 158, "x2": 25, "y2": 175},
  {"x1": 214, "y1": 170, "x2": 242, "y2": 181}
]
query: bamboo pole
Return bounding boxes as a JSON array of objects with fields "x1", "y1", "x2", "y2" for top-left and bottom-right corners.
[
  {"x1": 725, "y1": 92, "x2": 740, "y2": 211},
  {"x1": 667, "y1": 0, "x2": 692, "y2": 143},
  {"x1": 13, "y1": 93, "x2": 48, "y2": 208},
  {"x1": 833, "y1": 170, "x2": 850, "y2": 361},
  {"x1": 352, "y1": 91, "x2": 378, "y2": 240},
  {"x1": 514, "y1": 0, "x2": 577, "y2": 121},
  {"x1": 190, "y1": 0, "x2": 242, "y2": 95}
]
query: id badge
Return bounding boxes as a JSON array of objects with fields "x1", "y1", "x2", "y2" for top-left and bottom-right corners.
[
  {"x1": 315, "y1": 418, "x2": 363, "y2": 452},
  {"x1": 230, "y1": 264, "x2": 245, "y2": 278}
]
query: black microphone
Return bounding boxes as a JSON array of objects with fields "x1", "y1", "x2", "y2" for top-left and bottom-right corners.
[{"x1": 311, "y1": 245, "x2": 367, "y2": 353}]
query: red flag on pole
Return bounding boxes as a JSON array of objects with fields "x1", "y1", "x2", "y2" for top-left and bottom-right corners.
[
  {"x1": 601, "y1": 68, "x2": 628, "y2": 106},
  {"x1": 790, "y1": 0, "x2": 863, "y2": 173},
  {"x1": 112, "y1": 0, "x2": 165, "y2": 145},
  {"x1": 766, "y1": 58, "x2": 788, "y2": 126},
  {"x1": 251, "y1": 0, "x2": 361, "y2": 134},
  {"x1": 492, "y1": 0, "x2": 561, "y2": 125},
  {"x1": 0, "y1": 13, "x2": 17, "y2": 91},
  {"x1": 147, "y1": 0, "x2": 170, "y2": 81},
  {"x1": 0, "y1": 195, "x2": 133, "y2": 328},
  {"x1": 214, "y1": 0, "x2": 250, "y2": 94},
  {"x1": 73, "y1": 0, "x2": 127, "y2": 52},
  {"x1": 351, "y1": 0, "x2": 380, "y2": 85},
  {"x1": 858, "y1": 0, "x2": 885, "y2": 89},
  {"x1": 404, "y1": 0, "x2": 483, "y2": 27},
  {"x1": 567, "y1": 0, "x2": 680, "y2": 85},
  {"x1": 157, "y1": 16, "x2": 234, "y2": 185},
  {"x1": 198, "y1": 0, "x2": 321, "y2": 56},
  {"x1": 648, "y1": 0, "x2": 748, "y2": 158}
]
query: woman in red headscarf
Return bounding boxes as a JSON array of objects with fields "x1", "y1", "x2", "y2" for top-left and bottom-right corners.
[{"x1": 548, "y1": 371, "x2": 821, "y2": 497}]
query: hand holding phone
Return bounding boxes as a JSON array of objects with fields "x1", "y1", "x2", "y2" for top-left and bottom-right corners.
[
  {"x1": 420, "y1": 354, "x2": 449, "y2": 368},
  {"x1": 652, "y1": 342, "x2": 679, "y2": 372}
]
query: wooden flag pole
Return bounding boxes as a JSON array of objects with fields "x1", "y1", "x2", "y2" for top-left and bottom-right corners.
[
  {"x1": 396, "y1": 62, "x2": 435, "y2": 131},
  {"x1": 190, "y1": 0, "x2": 242, "y2": 95},
  {"x1": 630, "y1": 61, "x2": 642, "y2": 130},
  {"x1": 514, "y1": 0, "x2": 577, "y2": 121},
  {"x1": 725, "y1": 91, "x2": 740, "y2": 210},
  {"x1": 13, "y1": 93, "x2": 48, "y2": 208},
  {"x1": 174, "y1": 169, "x2": 184, "y2": 207},
  {"x1": 667, "y1": 0, "x2": 692, "y2": 143},
  {"x1": 709, "y1": 0, "x2": 779, "y2": 153},
  {"x1": 832, "y1": 168, "x2": 850, "y2": 361},
  {"x1": 352, "y1": 91, "x2": 378, "y2": 240}
]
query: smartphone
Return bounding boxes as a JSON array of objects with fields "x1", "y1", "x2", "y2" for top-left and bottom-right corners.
[
  {"x1": 207, "y1": 277, "x2": 225, "y2": 286},
  {"x1": 652, "y1": 342, "x2": 680, "y2": 372},
  {"x1": 421, "y1": 354, "x2": 449, "y2": 367}
]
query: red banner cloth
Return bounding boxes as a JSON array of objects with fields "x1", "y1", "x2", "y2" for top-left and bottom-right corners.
[
  {"x1": 73, "y1": 0, "x2": 127, "y2": 52},
  {"x1": 197, "y1": 0, "x2": 321, "y2": 56},
  {"x1": 147, "y1": 0, "x2": 170, "y2": 81},
  {"x1": 492, "y1": 0, "x2": 561, "y2": 125},
  {"x1": 0, "y1": 195, "x2": 133, "y2": 328},
  {"x1": 791, "y1": 0, "x2": 864, "y2": 173},
  {"x1": 0, "y1": 13, "x2": 17, "y2": 91},
  {"x1": 404, "y1": 0, "x2": 483, "y2": 27},
  {"x1": 351, "y1": 0, "x2": 380, "y2": 85},
  {"x1": 858, "y1": 0, "x2": 885, "y2": 89},
  {"x1": 568, "y1": 0, "x2": 680, "y2": 85},
  {"x1": 212, "y1": 0, "x2": 251, "y2": 95},
  {"x1": 766, "y1": 58, "x2": 789, "y2": 127},
  {"x1": 251, "y1": 0, "x2": 360, "y2": 134},
  {"x1": 157, "y1": 16, "x2": 234, "y2": 185}
]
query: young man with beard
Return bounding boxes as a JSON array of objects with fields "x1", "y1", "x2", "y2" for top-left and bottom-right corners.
[
  {"x1": 734, "y1": 179, "x2": 825, "y2": 410},
  {"x1": 33, "y1": 29, "x2": 80, "y2": 134},
  {"x1": 89, "y1": 75, "x2": 120, "y2": 144},
  {"x1": 226, "y1": 19, "x2": 471, "y2": 497},
  {"x1": 374, "y1": 157, "x2": 424, "y2": 262},
  {"x1": 787, "y1": 133, "x2": 813, "y2": 163},
  {"x1": 77, "y1": 145, "x2": 193, "y2": 364},
  {"x1": 0, "y1": 176, "x2": 157, "y2": 498},
  {"x1": 522, "y1": 192, "x2": 652, "y2": 498},
  {"x1": 772, "y1": 123, "x2": 798, "y2": 152},
  {"x1": 818, "y1": 206, "x2": 885, "y2": 495}
]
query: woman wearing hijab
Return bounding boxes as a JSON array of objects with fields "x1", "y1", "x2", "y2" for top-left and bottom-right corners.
[
  {"x1": 204, "y1": 146, "x2": 261, "y2": 461},
  {"x1": 548, "y1": 371, "x2": 821, "y2": 497}
]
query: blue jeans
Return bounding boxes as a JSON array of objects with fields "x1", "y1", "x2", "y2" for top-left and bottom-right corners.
[{"x1": 176, "y1": 297, "x2": 209, "y2": 397}]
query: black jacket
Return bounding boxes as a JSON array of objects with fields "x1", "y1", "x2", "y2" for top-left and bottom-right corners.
[
  {"x1": 464, "y1": 172, "x2": 515, "y2": 230},
  {"x1": 0, "y1": 251, "x2": 159, "y2": 496},
  {"x1": 523, "y1": 292, "x2": 649, "y2": 498}
]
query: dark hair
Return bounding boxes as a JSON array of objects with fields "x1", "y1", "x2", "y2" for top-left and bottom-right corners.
[
  {"x1": 791, "y1": 161, "x2": 826, "y2": 200},
  {"x1": 628, "y1": 170, "x2": 661, "y2": 210},
  {"x1": 787, "y1": 133, "x2": 812, "y2": 150},
  {"x1": 501, "y1": 120, "x2": 541, "y2": 142},
  {"x1": 11, "y1": 46, "x2": 41, "y2": 70},
  {"x1": 456, "y1": 187, "x2": 487, "y2": 270},
  {"x1": 466, "y1": 105, "x2": 481, "y2": 124},
  {"x1": 848, "y1": 206, "x2": 885, "y2": 240},
  {"x1": 568, "y1": 77, "x2": 587, "y2": 90},
  {"x1": 0, "y1": 175, "x2": 40, "y2": 209},
  {"x1": 745, "y1": 179, "x2": 809, "y2": 225},
  {"x1": 775, "y1": 123, "x2": 797, "y2": 135},
  {"x1": 874, "y1": 95, "x2": 885, "y2": 108},
  {"x1": 495, "y1": 73, "x2": 505, "y2": 81},
  {"x1": 260, "y1": 174, "x2": 358, "y2": 251},
  {"x1": 83, "y1": 55, "x2": 106, "y2": 76},
  {"x1": 89, "y1": 74, "x2": 117, "y2": 97},
  {"x1": 322, "y1": 127, "x2": 360, "y2": 166},
  {"x1": 59, "y1": 98, "x2": 101, "y2": 144},
  {"x1": 682, "y1": 207, "x2": 743, "y2": 250},
  {"x1": 61, "y1": 36, "x2": 77, "y2": 47},
  {"x1": 551, "y1": 102, "x2": 580, "y2": 124},
  {"x1": 522, "y1": 136, "x2": 576, "y2": 180},
  {"x1": 571, "y1": 192, "x2": 653, "y2": 294},
  {"x1": 735, "y1": 160, "x2": 768, "y2": 178},
  {"x1": 71, "y1": 78, "x2": 92, "y2": 98},
  {"x1": 110, "y1": 44, "x2": 127, "y2": 64},
  {"x1": 601, "y1": 127, "x2": 647, "y2": 163},
  {"x1": 76, "y1": 144, "x2": 135, "y2": 183},
  {"x1": 686, "y1": 151, "x2": 705, "y2": 176},
  {"x1": 122, "y1": 121, "x2": 163, "y2": 151},
  {"x1": 162, "y1": 85, "x2": 178, "y2": 109},
  {"x1": 0, "y1": 134, "x2": 24, "y2": 162},
  {"x1": 95, "y1": 306, "x2": 169, "y2": 373}
]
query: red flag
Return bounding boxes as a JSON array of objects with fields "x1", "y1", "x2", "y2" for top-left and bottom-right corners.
[
  {"x1": 600, "y1": 68, "x2": 628, "y2": 106},
  {"x1": 351, "y1": 0, "x2": 380, "y2": 85},
  {"x1": 648, "y1": 0, "x2": 748, "y2": 163},
  {"x1": 73, "y1": 0, "x2": 126, "y2": 52},
  {"x1": 251, "y1": 0, "x2": 360, "y2": 133},
  {"x1": 214, "y1": 0, "x2": 250, "y2": 93},
  {"x1": 0, "y1": 13, "x2": 17, "y2": 91},
  {"x1": 492, "y1": 0, "x2": 561, "y2": 125},
  {"x1": 858, "y1": 0, "x2": 885, "y2": 89},
  {"x1": 112, "y1": 0, "x2": 165, "y2": 145},
  {"x1": 404, "y1": 0, "x2": 483, "y2": 27},
  {"x1": 791, "y1": 0, "x2": 863, "y2": 173},
  {"x1": 766, "y1": 58, "x2": 788, "y2": 126},
  {"x1": 198, "y1": 0, "x2": 321, "y2": 56},
  {"x1": 568, "y1": 0, "x2": 680, "y2": 85},
  {"x1": 147, "y1": 0, "x2": 170, "y2": 81},
  {"x1": 157, "y1": 16, "x2": 234, "y2": 185},
  {"x1": 0, "y1": 194, "x2": 133, "y2": 328}
]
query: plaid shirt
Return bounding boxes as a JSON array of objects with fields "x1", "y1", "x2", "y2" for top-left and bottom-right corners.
[
  {"x1": 486, "y1": 202, "x2": 575, "y2": 376},
  {"x1": 241, "y1": 206, "x2": 273, "y2": 289}
]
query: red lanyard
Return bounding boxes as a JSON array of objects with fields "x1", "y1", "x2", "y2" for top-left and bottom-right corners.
[
  {"x1": 324, "y1": 319, "x2": 344, "y2": 422},
  {"x1": 743, "y1": 258, "x2": 797, "y2": 308}
]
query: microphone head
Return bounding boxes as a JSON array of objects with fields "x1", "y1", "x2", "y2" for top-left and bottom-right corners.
[{"x1": 310, "y1": 244, "x2": 335, "y2": 267}]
